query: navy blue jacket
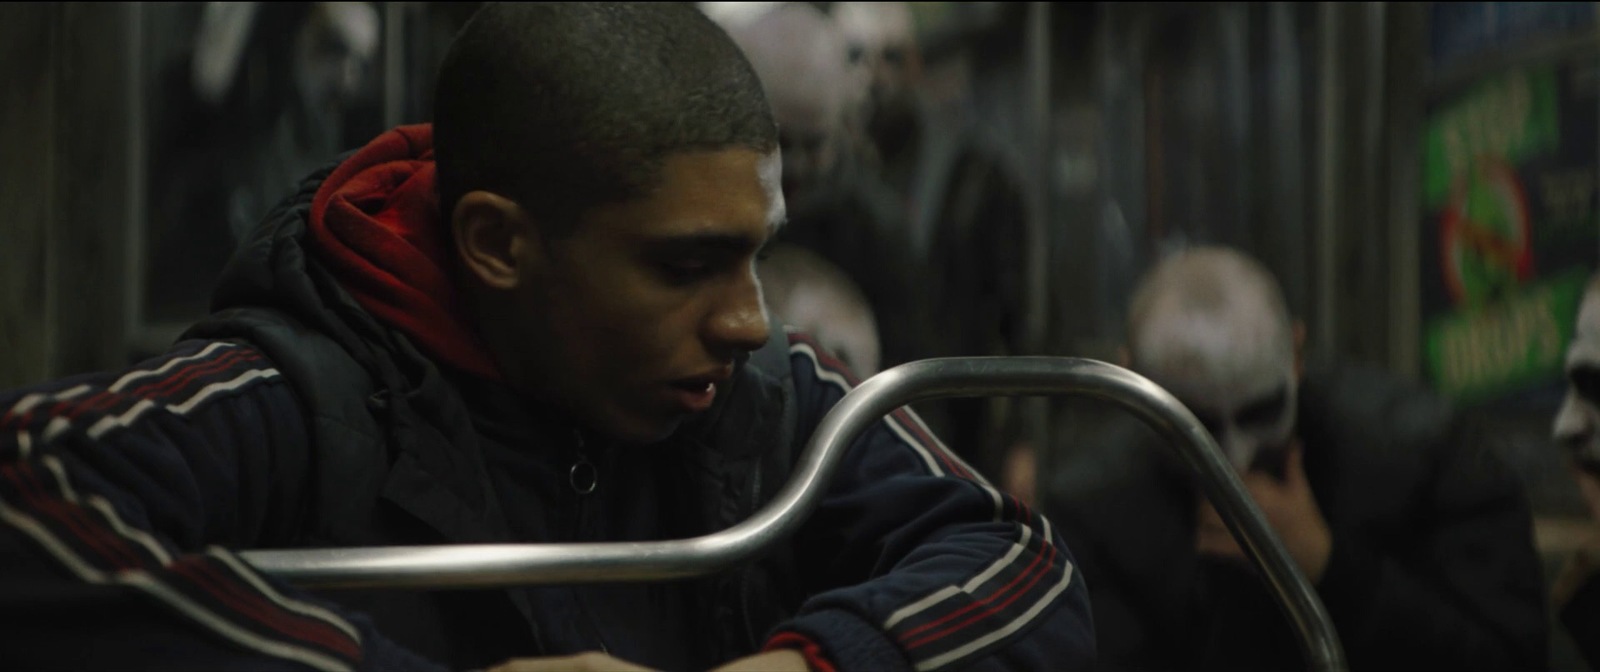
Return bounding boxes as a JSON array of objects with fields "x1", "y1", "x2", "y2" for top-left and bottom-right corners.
[{"x1": 0, "y1": 153, "x2": 1093, "y2": 671}]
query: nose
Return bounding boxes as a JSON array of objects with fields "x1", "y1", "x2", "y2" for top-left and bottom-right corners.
[
  {"x1": 1220, "y1": 427, "x2": 1257, "y2": 474},
  {"x1": 1554, "y1": 392, "x2": 1594, "y2": 451},
  {"x1": 704, "y1": 267, "x2": 771, "y2": 358}
]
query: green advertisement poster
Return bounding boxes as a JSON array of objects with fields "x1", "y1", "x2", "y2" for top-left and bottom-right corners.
[{"x1": 1421, "y1": 61, "x2": 1600, "y2": 404}]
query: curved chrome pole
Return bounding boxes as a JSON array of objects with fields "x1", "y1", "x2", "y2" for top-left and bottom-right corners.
[{"x1": 242, "y1": 357, "x2": 1345, "y2": 672}]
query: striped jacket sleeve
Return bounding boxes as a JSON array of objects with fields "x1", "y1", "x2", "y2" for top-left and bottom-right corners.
[
  {"x1": 764, "y1": 333, "x2": 1095, "y2": 671},
  {"x1": 0, "y1": 339, "x2": 442, "y2": 672}
]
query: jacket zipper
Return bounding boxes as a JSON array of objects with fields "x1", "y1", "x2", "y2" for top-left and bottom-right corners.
[{"x1": 567, "y1": 429, "x2": 611, "y2": 656}]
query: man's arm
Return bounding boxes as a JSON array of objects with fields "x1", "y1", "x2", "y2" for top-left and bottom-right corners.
[
  {"x1": 760, "y1": 334, "x2": 1095, "y2": 671},
  {"x1": 1312, "y1": 425, "x2": 1549, "y2": 671},
  {"x1": 0, "y1": 339, "x2": 443, "y2": 671}
]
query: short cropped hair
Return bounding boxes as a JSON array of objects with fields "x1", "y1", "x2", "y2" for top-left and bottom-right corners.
[
  {"x1": 433, "y1": 2, "x2": 779, "y2": 232},
  {"x1": 1126, "y1": 246, "x2": 1293, "y2": 353}
]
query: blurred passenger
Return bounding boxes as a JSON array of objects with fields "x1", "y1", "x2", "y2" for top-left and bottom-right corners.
[
  {"x1": 149, "y1": 1, "x2": 381, "y2": 319},
  {"x1": 718, "y1": 5, "x2": 918, "y2": 386},
  {"x1": 717, "y1": 2, "x2": 867, "y2": 205},
  {"x1": 1552, "y1": 273, "x2": 1600, "y2": 670},
  {"x1": 0, "y1": 4, "x2": 1092, "y2": 671},
  {"x1": 758, "y1": 243, "x2": 882, "y2": 376},
  {"x1": 831, "y1": 1, "x2": 920, "y2": 186},
  {"x1": 1042, "y1": 246, "x2": 1548, "y2": 670},
  {"x1": 828, "y1": 1, "x2": 1033, "y2": 479}
]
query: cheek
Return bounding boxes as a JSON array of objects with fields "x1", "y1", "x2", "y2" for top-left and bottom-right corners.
[{"x1": 585, "y1": 282, "x2": 705, "y2": 373}]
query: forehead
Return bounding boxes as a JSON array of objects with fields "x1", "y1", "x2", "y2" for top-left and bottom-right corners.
[
  {"x1": 1133, "y1": 300, "x2": 1292, "y2": 412},
  {"x1": 834, "y1": 2, "x2": 914, "y2": 49},
  {"x1": 584, "y1": 149, "x2": 784, "y2": 239},
  {"x1": 732, "y1": 9, "x2": 853, "y2": 133}
]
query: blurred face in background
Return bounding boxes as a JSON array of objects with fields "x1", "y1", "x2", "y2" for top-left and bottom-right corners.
[
  {"x1": 1555, "y1": 278, "x2": 1600, "y2": 476},
  {"x1": 833, "y1": 2, "x2": 922, "y2": 144},
  {"x1": 1128, "y1": 251, "x2": 1302, "y2": 475},
  {"x1": 722, "y1": 3, "x2": 865, "y2": 202},
  {"x1": 757, "y1": 244, "x2": 882, "y2": 376},
  {"x1": 294, "y1": 2, "x2": 380, "y2": 114}
]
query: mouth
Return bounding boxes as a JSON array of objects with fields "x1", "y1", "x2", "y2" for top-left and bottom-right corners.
[
  {"x1": 1576, "y1": 450, "x2": 1600, "y2": 477},
  {"x1": 665, "y1": 367, "x2": 733, "y2": 413}
]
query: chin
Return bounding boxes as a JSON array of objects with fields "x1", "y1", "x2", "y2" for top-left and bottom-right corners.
[{"x1": 600, "y1": 414, "x2": 683, "y2": 447}]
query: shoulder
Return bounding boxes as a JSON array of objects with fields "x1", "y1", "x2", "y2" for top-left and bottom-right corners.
[
  {"x1": 0, "y1": 338, "x2": 293, "y2": 447},
  {"x1": 782, "y1": 330, "x2": 859, "y2": 433}
]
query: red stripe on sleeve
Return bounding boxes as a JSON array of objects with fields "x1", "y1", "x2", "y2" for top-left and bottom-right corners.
[{"x1": 764, "y1": 631, "x2": 838, "y2": 672}]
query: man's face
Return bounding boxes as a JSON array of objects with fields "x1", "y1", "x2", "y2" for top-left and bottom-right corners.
[
  {"x1": 1133, "y1": 307, "x2": 1298, "y2": 474},
  {"x1": 835, "y1": 2, "x2": 920, "y2": 131},
  {"x1": 510, "y1": 149, "x2": 784, "y2": 445},
  {"x1": 777, "y1": 122, "x2": 840, "y2": 203},
  {"x1": 1555, "y1": 282, "x2": 1600, "y2": 472},
  {"x1": 294, "y1": 2, "x2": 380, "y2": 113}
]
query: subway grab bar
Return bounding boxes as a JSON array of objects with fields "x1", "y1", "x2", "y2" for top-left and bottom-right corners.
[{"x1": 241, "y1": 357, "x2": 1347, "y2": 672}]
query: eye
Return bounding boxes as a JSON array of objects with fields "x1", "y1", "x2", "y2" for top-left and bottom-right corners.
[
  {"x1": 1572, "y1": 365, "x2": 1600, "y2": 404},
  {"x1": 658, "y1": 258, "x2": 712, "y2": 284},
  {"x1": 1191, "y1": 411, "x2": 1224, "y2": 438},
  {"x1": 1236, "y1": 386, "x2": 1290, "y2": 428}
]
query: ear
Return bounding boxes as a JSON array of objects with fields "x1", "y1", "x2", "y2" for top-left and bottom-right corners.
[
  {"x1": 452, "y1": 190, "x2": 536, "y2": 291},
  {"x1": 1292, "y1": 318, "x2": 1307, "y2": 378}
]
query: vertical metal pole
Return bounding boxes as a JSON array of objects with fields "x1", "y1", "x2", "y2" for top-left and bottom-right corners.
[
  {"x1": 1357, "y1": 2, "x2": 1388, "y2": 364},
  {"x1": 383, "y1": 1, "x2": 406, "y2": 129},
  {"x1": 1314, "y1": 2, "x2": 1342, "y2": 360},
  {"x1": 125, "y1": 2, "x2": 147, "y2": 365},
  {"x1": 1025, "y1": 1, "x2": 1053, "y2": 481},
  {"x1": 1385, "y1": 3, "x2": 1426, "y2": 380}
]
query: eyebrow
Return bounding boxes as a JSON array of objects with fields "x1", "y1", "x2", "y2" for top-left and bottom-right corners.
[
  {"x1": 643, "y1": 230, "x2": 770, "y2": 255},
  {"x1": 1234, "y1": 383, "x2": 1290, "y2": 421}
]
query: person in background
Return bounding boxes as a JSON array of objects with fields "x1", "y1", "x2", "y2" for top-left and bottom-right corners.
[
  {"x1": 148, "y1": 1, "x2": 383, "y2": 321},
  {"x1": 1042, "y1": 245, "x2": 1548, "y2": 671},
  {"x1": 758, "y1": 243, "x2": 882, "y2": 378},
  {"x1": 716, "y1": 4, "x2": 913, "y2": 390},
  {"x1": 828, "y1": 1, "x2": 1036, "y2": 480},
  {"x1": 1551, "y1": 272, "x2": 1600, "y2": 671}
]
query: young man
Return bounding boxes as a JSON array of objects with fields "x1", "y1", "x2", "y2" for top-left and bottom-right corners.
[
  {"x1": 1042, "y1": 246, "x2": 1547, "y2": 670},
  {"x1": 0, "y1": 4, "x2": 1090, "y2": 671}
]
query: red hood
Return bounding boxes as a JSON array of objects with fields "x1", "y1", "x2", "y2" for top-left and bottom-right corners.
[{"x1": 308, "y1": 123, "x2": 503, "y2": 381}]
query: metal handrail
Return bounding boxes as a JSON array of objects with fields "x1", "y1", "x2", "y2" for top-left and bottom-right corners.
[{"x1": 241, "y1": 357, "x2": 1346, "y2": 672}]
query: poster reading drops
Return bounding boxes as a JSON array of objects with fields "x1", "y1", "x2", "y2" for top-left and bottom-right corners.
[{"x1": 1421, "y1": 60, "x2": 1600, "y2": 404}]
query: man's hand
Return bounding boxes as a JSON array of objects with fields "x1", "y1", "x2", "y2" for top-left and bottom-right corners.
[
  {"x1": 488, "y1": 652, "x2": 656, "y2": 672},
  {"x1": 1195, "y1": 442, "x2": 1333, "y2": 583},
  {"x1": 709, "y1": 649, "x2": 809, "y2": 672}
]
